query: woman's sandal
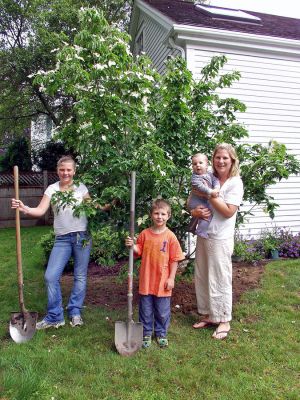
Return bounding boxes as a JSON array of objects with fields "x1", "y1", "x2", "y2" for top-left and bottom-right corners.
[
  {"x1": 193, "y1": 320, "x2": 217, "y2": 329},
  {"x1": 212, "y1": 328, "x2": 230, "y2": 340}
]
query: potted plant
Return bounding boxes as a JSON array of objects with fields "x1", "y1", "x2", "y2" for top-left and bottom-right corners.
[{"x1": 260, "y1": 228, "x2": 280, "y2": 259}]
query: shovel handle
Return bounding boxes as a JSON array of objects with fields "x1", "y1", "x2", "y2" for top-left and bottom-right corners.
[
  {"x1": 14, "y1": 166, "x2": 27, "y2": 315},
  {"x1": 128, "y1": 171, "x2": 136, "y2": 323}
]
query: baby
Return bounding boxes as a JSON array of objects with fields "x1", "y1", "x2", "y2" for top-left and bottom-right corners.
[{"x1": 187, "y1": 153, "x2": 220, "y2": 237}]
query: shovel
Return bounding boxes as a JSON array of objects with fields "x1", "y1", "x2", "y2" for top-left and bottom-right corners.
[
  {"x1": 9, "y1": 165, "x2": 38, "y2": 343},
  {"x1": 115, "y1": 171, "x2": 143, "y2": 356}
]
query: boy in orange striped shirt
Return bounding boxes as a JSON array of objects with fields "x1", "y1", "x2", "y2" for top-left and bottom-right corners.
[{"x1": 125, "y1": 199, "x2": 184, "y2": 348}]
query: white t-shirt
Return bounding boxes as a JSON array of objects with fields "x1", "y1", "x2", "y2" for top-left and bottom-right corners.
[
  {"x1": 207, "y1": 176, "x2": 244, "y2": 240},
  {"x1": 45, "y1": 182, "x2": 88, "y2": 236}
]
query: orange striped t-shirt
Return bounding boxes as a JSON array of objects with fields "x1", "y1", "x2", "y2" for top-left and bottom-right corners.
[{"x1": 135, "y1": 228, "x2": 184, "y2": 297}]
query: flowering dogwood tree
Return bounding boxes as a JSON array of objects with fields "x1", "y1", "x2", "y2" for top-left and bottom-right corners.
[{"x1": 35, "y1": 7, "x2": 300, "y2": 250}]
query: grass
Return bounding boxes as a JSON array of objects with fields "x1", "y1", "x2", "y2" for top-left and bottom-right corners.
[{"x1": 0, "y1": 226, "x2": 299, "y2": 400}]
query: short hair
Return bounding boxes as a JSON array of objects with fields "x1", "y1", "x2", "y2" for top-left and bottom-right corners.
[
  {"x1": 57, "y1": 156, "x2": 76, "y2": 169},
  {"x1": 150, "y1": 199, "x2": 171, "y2": 216},
  {"x1": 212, "y1": 143, "x2": 240, "y2": 177},
  {"x1": 192, "y1": 153, "x2": 208, "y2": 163}
]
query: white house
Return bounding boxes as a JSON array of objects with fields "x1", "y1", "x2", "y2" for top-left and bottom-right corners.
[{"x1": 130, "y1": 0, "x2": 300, "y2": 237}]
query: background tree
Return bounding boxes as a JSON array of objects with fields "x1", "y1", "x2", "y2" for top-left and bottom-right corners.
[
  {"x1": 34, "y1": 7, "x2": 300, "y2": 254},
  {"x1": 32, "y1": 139, "x2": 76, "y2": 171},
  {"x1": 0, "y1": 0, "x2": 132, "y2": 146},
  {"x1": 0, "y1": 136, "x2": 32, "y2": 171}
]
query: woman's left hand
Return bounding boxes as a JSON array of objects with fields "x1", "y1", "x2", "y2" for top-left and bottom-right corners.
[{"x1": 191, "y1": 205, "x2": 211, "y2": 221}]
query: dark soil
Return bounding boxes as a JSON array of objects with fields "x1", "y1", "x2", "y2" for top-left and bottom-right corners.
[{"x1": 62, "y1": 259, "x2": 268, "y2": 315}]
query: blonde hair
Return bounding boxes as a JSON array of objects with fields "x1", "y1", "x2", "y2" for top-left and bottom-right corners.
[
  {"x1": 57, "y1": 156, "x2": 76, "y2": 170},
  {"x1": 212, "y1": 143, "x2": 240, "y2": 177},
  {"x1": 150, "y1": 199, "x2": 171, "y2": 216}
]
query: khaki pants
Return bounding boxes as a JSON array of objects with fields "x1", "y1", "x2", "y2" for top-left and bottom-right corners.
[{"x1": 194, "y1": 236, "x2": 234, "y2": 323}]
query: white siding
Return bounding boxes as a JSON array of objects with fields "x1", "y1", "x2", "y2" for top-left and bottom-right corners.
[
  {"x1": 134, "y1": 12, "x2": 180, "y2": 73},
  {"x1": 187, "y1": 46, "x2": 300, "y2": 236}
]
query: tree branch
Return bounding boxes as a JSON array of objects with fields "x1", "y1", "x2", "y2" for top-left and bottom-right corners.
[{"x1": 30, "y1": 82, "x2": 59, "y2": 126}]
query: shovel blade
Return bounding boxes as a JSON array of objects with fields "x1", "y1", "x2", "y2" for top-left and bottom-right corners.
[
  {"x1": 9, "y1": 312, "x2": 38, "y2": 343},
  {"x1": 115, "y1": 320, "x2": 143, "y2": 356}
]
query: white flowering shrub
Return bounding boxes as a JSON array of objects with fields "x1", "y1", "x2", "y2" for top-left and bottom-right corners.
[{"x1": 34, "y1": 7, "x2": 300, "y2": 252}]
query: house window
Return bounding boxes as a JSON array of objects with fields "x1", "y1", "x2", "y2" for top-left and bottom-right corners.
[{"x1": 135, "y1": 30, "x2": 144, "y2": 56}]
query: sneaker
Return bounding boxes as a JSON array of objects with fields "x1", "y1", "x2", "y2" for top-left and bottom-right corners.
[
  {"x1": 142, "y1": 335, "x2": 152, "y2": 348},
  {"x1": 70, "y1": 315, "x2": 84, "y2": 327},
  {"x1": 36, "y1": 319, "x2": 65, "y2": 330},
  {"x1": 156, "y1": 337, "x2": 168, "y2": 348}
]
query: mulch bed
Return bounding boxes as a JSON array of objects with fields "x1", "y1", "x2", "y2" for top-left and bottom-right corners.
[{"x1": 62, "y1": 259, "x2": 268, "y2": 315}]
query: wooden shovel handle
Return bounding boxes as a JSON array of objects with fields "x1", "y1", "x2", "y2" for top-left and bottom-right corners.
[{"x1": 14, "y1": 166, "x2": 26, "y2": 314}]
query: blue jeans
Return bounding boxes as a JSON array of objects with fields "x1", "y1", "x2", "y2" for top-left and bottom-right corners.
[
  {"x1": 44, "y1": 231, "x2": 91, "y2": 323},
  {"x1": 139, "y1": 295, "x2": 171, "y2": 337}
]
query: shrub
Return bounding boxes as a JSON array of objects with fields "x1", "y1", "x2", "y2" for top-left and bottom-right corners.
[
  {"x1": 278, "y1": 229, "x2": 300, "y2": 258},
  {"x1": 39, "y1": 231, "x2": 56, "y2": 261},
  {"x1": 233, "y1": 232, "x2": 263, "y2": 263},
  {"x1": 39, "y1": 225, "x2": 128, "y2": 269},
  {"x1": 39, "y1": 231, "x2": 74, "y2": 271},
  {"x1": 257, "y1": 227, "x2": 282, "y2": 258},
  {"x1": 0, "y1": 137, "x2": 32, "y2": 172},
  {"x1": 90, "y1": 225, "x2": 128, "y2": 266}
]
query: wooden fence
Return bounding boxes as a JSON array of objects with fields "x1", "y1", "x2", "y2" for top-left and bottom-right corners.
[{"x1": 0, "y1": 171, "x2": 57, "y2": 228}]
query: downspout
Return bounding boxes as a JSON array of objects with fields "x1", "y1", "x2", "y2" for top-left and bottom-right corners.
[{"x1": 168, "y1": 36, "x2": 186, "y2": 59}]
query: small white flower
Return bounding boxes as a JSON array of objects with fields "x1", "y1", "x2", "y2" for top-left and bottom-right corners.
[
  {"x1": 144, "y1": 75, "x2": 154, "y2": 81},
  {"x1": 101, "y1": 135, "x2": 106, "y2": 141},
  {"x1": 74, "y1": 45, "x2": 83, "y2": 52},
  {"x1": 79, "y1": 122, "x2": 92, "y2": 130},
  {"x1": 94, "y1": 64, "x2": 106, "y2": 70},
  {"x1": 137, "y1": 215, "x2": 149, "y2": 226},
  {"x1": 74, "y1": 54, "x2": 84, "y2": 61}
]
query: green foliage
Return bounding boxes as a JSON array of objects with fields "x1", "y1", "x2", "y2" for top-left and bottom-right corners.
[
  {"x1": 51, "y1": 190, "x2": 78, "y2": 213},
  {"x1": 238, "y1": 140, "x2": 300, "y2": 221},
  {"x1": 90, "y1": 225, "x2": 128, "y2": 266},
  {"x1": 39, "y1": 230, "x2": 56, "y2": 261},
  {"x1": 39, "y1": 224, "x2": 127, "y2": 267},
  {"x1": 0, "y1": 136, "x2": 32, "y2": 171},
  {"x1": 0, "y1": 0, "x2": 132, "y2": 142},
  {"x1": 233, "y1": 232, "x2": 263, "y2": 263},
  {"x1": 32, "y1": 7, "x2": 300, "y2": 250},
  {"x1": 257, "y1": 227, "x2": 282, "y2": 257}
]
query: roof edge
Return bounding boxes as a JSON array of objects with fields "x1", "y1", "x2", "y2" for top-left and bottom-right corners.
[{"x1": 173, "y1": 25, "x2": 300, "y2": 59}]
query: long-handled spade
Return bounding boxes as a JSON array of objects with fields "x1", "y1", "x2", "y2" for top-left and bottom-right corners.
[
  {"x1": 115, "y1": 171, "x2": 143, "y2": 356},
  {"x1": 9, "y1": 166, "x2": 38, "y2": 343}
]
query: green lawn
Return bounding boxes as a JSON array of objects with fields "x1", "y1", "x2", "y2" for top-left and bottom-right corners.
[{"x1": 0, "y1": 227, "x2": 299, "y2": 400}]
